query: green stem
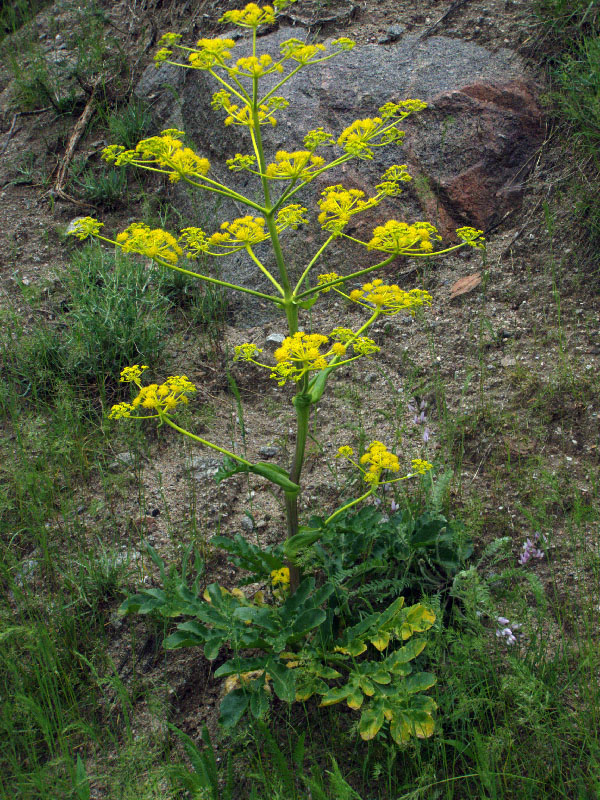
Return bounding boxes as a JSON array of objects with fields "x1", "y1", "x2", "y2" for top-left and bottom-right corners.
[
  {"x1": 324, "y1": 486, "x2": 376, "y2": 526},
  {"x1": 295, "y1": 254, "x2": 397, "y2": 300},
  {"x1": 162, "y1": 416, "x2": 254, "y2": 467}
]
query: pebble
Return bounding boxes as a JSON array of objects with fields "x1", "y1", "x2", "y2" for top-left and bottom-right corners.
[
  {"x1": 258, "y1": 445, "x2": 282, "y2": 458},
  {"x1": 264, "y1": 333, "x2": 285, "y2": 351}
]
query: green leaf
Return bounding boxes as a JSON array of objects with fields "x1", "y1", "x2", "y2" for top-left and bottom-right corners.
[
  {"x1": 267, "y1": 659, "x2": 296, "y2": 703},
  {"x1": 164, "y1": 629, "x2": 206, "y2": 650},
  {"x1": 388, "y1": 638, "x2": 427, "y2": 665},
  {"x1": 204, "y1": 636, "x2": 223, "y2": 661},
  {"x1": 219, "y1": 689, "x2": 250, "y2": 728},
  {"x1": 319, "y1": 685, "x2": 352, "y2": 707},
  {"x1": 214, "y1": 457, "x2": 300, "y2": 494},
  {"x1": 359, "y1": 705, "x2": 385, "y2": 740},
  {"x1": 291, "y1": 608, "x2": 326, "y2": 636},
  {"x1": 250, "y1": 688, "x2": 270, "y2": 719},
  {"x1": 404, "y1": 672, "x2": 437, "y2": 694},
  {"x1": 282, "y1": 527, "x2": 323, "y2": 560},
  {"x1": 233, "y1": 606, "x2": 279, "y2": 632},
  {"x1": 214, "y1": 657, "x2": 269, "y2": 678}
]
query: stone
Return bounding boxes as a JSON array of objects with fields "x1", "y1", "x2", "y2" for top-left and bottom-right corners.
[
  {"x1": 109, "y1": 451, "x2": 137, "y2": 470},
  {"x1": 264, "y1": 333, "x2": 286, "y2": 351},
  {"x1": 258, "y1": 445, "x2": 283, "y2": 458},
  {"x1": 136, "y1": 30, "x2": 542, "y2": 326}
]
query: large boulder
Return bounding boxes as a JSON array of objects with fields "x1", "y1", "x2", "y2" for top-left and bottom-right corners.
[{"x1": 136, "y1": 29, "x2": 543, "y2": 324}]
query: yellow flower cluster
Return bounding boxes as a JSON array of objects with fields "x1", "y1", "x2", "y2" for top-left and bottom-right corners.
[
  {"x1": 115, "y1": 223, "x2": 182, "y2": 265},
  {"x1": 410, "y1": 458, "x2": 433, "y2": 475},
  {"x1": 375, "y1": 164, "x2": 413, "y2": 197},
  {"x1": 317, "y1": 272, "x2": 341, "y2": 292},
  {"x1": 207, "y1": 216, "x2": 270, "y2": 252},
  {"x1": 68, "y1": 217, "x2": 104, "y2": 240},
  {"x1": 226, "y1": 153, "x2": 257, "y2": 172},
  {"x1": 219, "y1": 3, "x2": 278, "y2": 27},
  {"x1": 211, "y1": 90, "x2": 283, "y2": 127},
  {"x1": 336, "y1": 442, "x2": 434, "y2": 486},
  {"x1": 120, "y1": 365, "x2": 149, "y2": 383},
  {"x1": 378, "y1": 99, "x2": 428, "y2": 118},
  {"x1": 275, "y1": 204, "x2": 308, "y2": 229},
  {"x1": 265, "y1": 150, "x2": 325, "y2": 180},
  {"x1": 180, "y1": 208, "x2": 306, "y2": 258},
  {"x1": 348, "y1": 280, "x2": 433, "y2": 316},
  {"x1": 233, "y1": 343, "x2": 263, "y2": 362},
  {"x1": 270, "y1": 567, "x2": 290, "y2": 587},
  {"x1": 279, "y1": 38, "x2": 326, "y2": 64},
  {"x1": 456, "y1": 226, "x2": 486, "y2": 249},
  {"x1": 110, "y1": 374, "x2": 196, "y2": 419},
  {"x1": 367, "y1": 220, "x2": 440, "y2": 254},
  {"x1": 231, "y1": 54, "x2": 283, "y2": 77},
  {"x1": 272, "y1": 332, "x2": 329, "y2": 384},
  {"x1": 303, "y1": 127, "x2": 335, "y2": 150},
  {"x1": 359, "y1": 441, "x2": 401, "y2": 484},
  {"x1": 187, "y1": 38, "x2": 236, "y2": 69},
  {"x1": 334, "y1": 100, "x2": 426, "y2": 159},
  {"x1": 317, "y1": 185, "x2": 378, "y2": 233},
  {"x1": 102, "y1": 130, "x2": 210, "y2": 184},
  {"x1": 252, "y1": 329, "x2": 380, "y2": 385}
]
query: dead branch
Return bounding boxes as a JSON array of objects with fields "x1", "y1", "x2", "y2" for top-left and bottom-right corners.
[{"x1": 420, "y1": 0, "x2": 472, "y2": 39}]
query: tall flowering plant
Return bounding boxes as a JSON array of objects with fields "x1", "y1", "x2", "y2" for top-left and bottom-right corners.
[{"x1": 69, "y1": 1, "x2": 484, "y2": 741}]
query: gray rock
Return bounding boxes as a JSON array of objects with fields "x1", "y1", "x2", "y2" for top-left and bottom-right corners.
[
  {"x1": 380, "y1": 24, "x2": 406, "y2": 43},
  {"x1": 264, "y1": 333, "x2": 286, "y2": 351},
  {"x1": 258, "y1": 445, "x2": 283, "y2": 459},
  {"x1": 190, "y1": 457, "x2": 223, "y2": 480},
  {"x1": 240, "y1": 515, "x2": 254, "y2": 533},
  {"x1": 109, "y1": 452, "x2": 137, "y2": 470}
]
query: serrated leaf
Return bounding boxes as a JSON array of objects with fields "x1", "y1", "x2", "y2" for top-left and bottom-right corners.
[
  {"x1": 219, "y1": 689, "x2": 249, "y2": 728},
  {"x1": 359, "y1": 706, "x2": 385, "y2": 741}
]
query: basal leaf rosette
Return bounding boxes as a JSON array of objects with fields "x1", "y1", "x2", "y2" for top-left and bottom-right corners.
[
  {"x1": 311, "y1": 597, "x2": 437, "y2": 743},
  {"x1": 234, "y1": 330, "x2": 380, "y2": 387}
]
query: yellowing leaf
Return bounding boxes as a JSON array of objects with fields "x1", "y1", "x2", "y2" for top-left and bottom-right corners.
[
  {"x1": 359, "y1": 706, "x2": 385, "y2": 741},
  {"x1": 347, "y1": 690, "x2": 364, "y2": 710},
  {"x1": 334, "y1": 640, "x2": 367, "y2": 657},
  {"x1": 405, "y1": 604, "x2": 436, "y2": 632},
  {"x1": 370, "y1": 632, "x2": 390, "y2": 651},
  {"x1": 319, "y1": 685, "x2": 351, "y2": 707}
]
